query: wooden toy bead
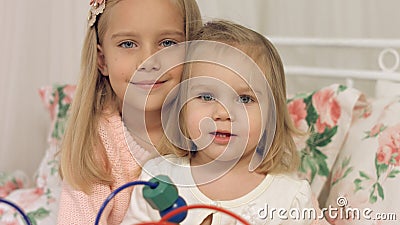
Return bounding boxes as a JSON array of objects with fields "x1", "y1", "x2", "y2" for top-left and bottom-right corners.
[{"x1": 143, "y1": 175, "x2": 179, "y2": 211}]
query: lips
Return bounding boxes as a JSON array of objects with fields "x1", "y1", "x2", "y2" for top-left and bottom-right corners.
[
  {"x1": 210, "y1": 131, "x2": 232, "y2": 137},
  {"x1": 210, "y1": 130, "x2": 236, "y2": 144},
  {"x1": 130, "y1": 80, "x2": 167, "y2": 89},
  {"x1": 131, "y1": 80, "x2": 167, "y2": 85}
]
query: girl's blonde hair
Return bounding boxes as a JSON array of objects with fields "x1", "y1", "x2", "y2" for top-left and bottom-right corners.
[
  {"x1": 162, "y1": 20, "x2": 301, "y2": 175},
  {"x1": 60, "y1": 0, "x2": 202, "y2": 193}
]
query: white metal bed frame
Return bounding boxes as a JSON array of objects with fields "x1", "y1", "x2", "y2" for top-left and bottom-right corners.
[{"x1": 269, "y1": 37, "x2": 400, "y2": 88}]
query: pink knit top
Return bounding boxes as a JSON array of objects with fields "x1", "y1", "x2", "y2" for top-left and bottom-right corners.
[{"x1": 57, "y1": 112, "x2": 154, "y2": 225}]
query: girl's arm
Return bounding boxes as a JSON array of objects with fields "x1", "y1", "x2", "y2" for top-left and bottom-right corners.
[
  {"x1": 285, "y1": 180, "x2": 314, "y2": 225},
  {"x1": 286, "y1": 180, "x2": 330, "y2": 224},
  {"x1": 57, "y1": 181, "x2": 112, "y2": 225}
]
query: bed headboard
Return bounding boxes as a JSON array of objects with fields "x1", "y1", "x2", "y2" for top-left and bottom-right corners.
[{"x1": 268, "y1": 36, "x2": 400, "y2": 96}]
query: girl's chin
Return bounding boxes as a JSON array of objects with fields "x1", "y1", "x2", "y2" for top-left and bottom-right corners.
[{"x1": 193, "y1": 152, "x2": 242, "y2": 164}]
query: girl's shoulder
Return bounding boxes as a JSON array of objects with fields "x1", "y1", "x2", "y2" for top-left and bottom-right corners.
[
  {"x1": 99, "y1": 108, "x2": 122, "y2": 126},
  {"x1": 97, "y1": 110, "x2": 125, "y2": 144},
  {"x1": 97, "y1": 108, "x2": 123, "y2": 140},
  {"x1": 269, "y1": 173, "x2": 312, "y2": 197}
]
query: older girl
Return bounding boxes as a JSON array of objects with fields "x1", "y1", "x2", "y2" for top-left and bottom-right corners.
[{"x1": 57, "y1": 0, "x2": 201, "y2": 224}]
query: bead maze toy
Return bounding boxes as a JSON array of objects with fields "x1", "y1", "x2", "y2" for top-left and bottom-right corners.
[{"x1": 1, "y1": 175, "x2": 250, "y2": 225}]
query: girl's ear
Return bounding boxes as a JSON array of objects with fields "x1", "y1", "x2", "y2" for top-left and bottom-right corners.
[{"x1": 97, "y1": 45, "x2": 109, "y2": 76}]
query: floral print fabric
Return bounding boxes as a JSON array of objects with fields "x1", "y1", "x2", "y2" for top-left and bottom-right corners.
[
  {"x1": 288, "y1": 84, "x2": 362, "y2": 197},
  {"x1": 0, "y1": 84, "x2": 75, "y2": 225},
  {"x1": 325, "y1": 96, "x2": 400, "y2": 225},
  {"x1": 0, "y1": 171, "x2": 28, "y2": 198}
]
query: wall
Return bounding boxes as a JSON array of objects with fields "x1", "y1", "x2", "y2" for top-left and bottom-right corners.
[{"x1": 0, "y1": 1, "x2": 86, "y2": 178}]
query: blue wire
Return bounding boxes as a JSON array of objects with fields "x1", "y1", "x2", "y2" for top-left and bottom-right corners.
[
  {"x1": 0, "y1": 198, "x2": 32, "y2": 225},
  {"x1": 94, "y1": 180, "x2": 158, "y2": 225}
]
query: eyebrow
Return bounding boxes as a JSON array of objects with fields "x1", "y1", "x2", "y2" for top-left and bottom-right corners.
[
  {"x1": 159, "y1": 30, "x2": 185, "y2": 37},
  {"x1": 235, "y1": 86, "x2": 258, "y2": 95},
  {"x1": 190, "y1": 82, "x2": 256, "y2": 94},
  {"x1": 111, "y1": 32, "x2": 138, "y2": 40},
  {"x1": 188, "y1": 83, "x2": 210, "y2": 90},
  {"x1": 111, "y1": 30, "x2": 185, "y2": 40}
]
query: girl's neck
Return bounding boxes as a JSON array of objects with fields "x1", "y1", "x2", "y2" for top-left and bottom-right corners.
[
  {"x1": 191, "y1": 148, "x2": 255, "y2": 169},
  {"x1": 144, "y1": 110, "x2": 163, "y2": 145},
  {"x1": 125, "y1": 110, "x2": 164, "y2": 149},
  {"x1": 190, "y1": 154, "x2": 266, "y2": 201}
]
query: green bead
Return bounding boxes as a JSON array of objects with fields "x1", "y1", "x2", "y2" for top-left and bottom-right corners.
[{"x1": 143, "y1": 175, "x2": 179, "y2": 211}]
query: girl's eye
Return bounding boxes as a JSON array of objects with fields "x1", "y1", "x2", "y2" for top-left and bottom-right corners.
[
  {"x1": 160, "y1": 40, "x2": 177, "y2": 47},
  {"x1": 238, "y1": 95, "x2": 254, "y2": 104},
  {"x1": 198, "y1": 93, "x2": 215, "y2": 102},
  {"x1": 119, "y1": 41, "x2": 137, "y2": 48}
]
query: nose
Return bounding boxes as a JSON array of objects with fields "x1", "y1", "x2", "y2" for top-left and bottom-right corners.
[
  {"x1": 137, "y1": 47, "x2": 161, "y2": 72},
  {"x1": 212, "y1": 102, "x2": 232, "y2": 121}
]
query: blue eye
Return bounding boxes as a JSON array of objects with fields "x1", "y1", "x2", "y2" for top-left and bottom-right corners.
[
  {"x1": 198, "y1": 93, "x2": 215, "y2": 101},
  {"x1": 161, "y1": 40, "x2": 177, "y2": 47},
  {"x1": 238, "y1": 95, "x2": 254, "y2": 104},
  {"x1": 120, "y1": 41, "x2": 137, "y2": 48}
]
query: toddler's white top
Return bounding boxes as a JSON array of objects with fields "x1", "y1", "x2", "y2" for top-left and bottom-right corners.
[{"x1": 121, "y1": 154, "x2": 314, "y2": 225}]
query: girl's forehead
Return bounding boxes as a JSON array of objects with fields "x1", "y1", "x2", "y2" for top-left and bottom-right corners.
[
  {"x1": 189, "y1": 62, "x2": 250, "y2": 89},
  {"x1": 185, "y1": 41, "x2": 268, "y2": 94},
  {"x1": 187, "y1": 41, "x2": 266, "y2": 81},
  {"x1": 106, "y1": 0, "x2": 184, "y2": 30}
]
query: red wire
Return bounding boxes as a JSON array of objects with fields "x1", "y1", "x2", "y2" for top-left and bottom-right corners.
[
  {"x1": 159, "y1": 204, "x2": 251, "y2": 225},
  {"x1": 135, "y1": 222, "x2": 176, "y2": 225}
]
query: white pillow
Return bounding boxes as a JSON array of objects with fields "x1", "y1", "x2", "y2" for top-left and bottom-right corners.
[{"x1": 375, "y1": 80, "x2": 400, "y2": 98}]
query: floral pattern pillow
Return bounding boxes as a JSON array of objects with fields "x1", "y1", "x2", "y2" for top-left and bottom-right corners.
[
  {"x1": 0, "y1": 171, "x2": 29, "y2": 198},
  {"x1": 0, "y1": 84, "x2": 75, "y2": 225},
  {"x1": 288, "y1": 84, "x2": 362, "y2": 198},
  {"x1": 325, "y1": 96, "x2": 400, "y2": 225},
  {"x1": 36, "y1": 84, "x2": 75, "y2": 188}
]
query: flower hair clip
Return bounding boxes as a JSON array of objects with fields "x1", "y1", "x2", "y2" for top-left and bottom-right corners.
[{"x1": 88, "y1": 0, "x2": 106, "y2": 27}]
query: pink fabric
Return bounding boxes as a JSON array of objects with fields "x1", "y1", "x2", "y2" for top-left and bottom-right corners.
[
  {"x1": 57, "y1": 112, "x2": 146, "y2": 225},
  {"x1": 325, "y1": 97, "x2": 400, "y2": 224},
  {"x1": 312, "y1": 87, "x2": 341, "y2": 134}
]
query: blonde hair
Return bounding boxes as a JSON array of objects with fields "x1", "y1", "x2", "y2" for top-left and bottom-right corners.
[
  {"x1": 60, "y1": 0, "x2": 202, "y2": 193},
  {"x1": 163, "y1": 20, "x2": 301, "y2": 175}
]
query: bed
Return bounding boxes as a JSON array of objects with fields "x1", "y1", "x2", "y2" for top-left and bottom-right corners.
[
  {"x1": 272, "y1": 36, "x2": 400, "y2": 224},
  {"x1": 0, "y1": 37, "x2": 399, "y2": 224}
]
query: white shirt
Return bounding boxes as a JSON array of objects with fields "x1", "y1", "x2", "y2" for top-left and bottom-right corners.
[{"x1": 121, "y1": 154, "x2": 314, "y2": 225}]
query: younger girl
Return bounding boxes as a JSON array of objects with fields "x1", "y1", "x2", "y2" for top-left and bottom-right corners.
[
  {"x1": 57, "y1": 0, "x2": 201, "y2": 224},
  {"x1": 122, "y1": 21, "x2": 322, "y2": 225}
]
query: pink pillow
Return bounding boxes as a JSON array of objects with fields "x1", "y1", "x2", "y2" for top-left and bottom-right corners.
[
  {"x1": 288, "y1": 84, "x2": 362, "y2": 197},
  {"x1": 325, "y1": 96, "x2": 400, "y2": 224},
  {"x1": 38, "y1": 84, "x2": 76, "y2": 144},
  {"x1": 0, "y1": 171, "x2": 29, "y2": 197},
  {"x1": 36, "y1": 84, "x2": 76, "y2": 188}
]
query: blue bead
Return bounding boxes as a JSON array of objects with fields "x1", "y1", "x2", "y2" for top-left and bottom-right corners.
[{"x1": 159, "y1": 196, "x2": 188, "y2": 223}]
